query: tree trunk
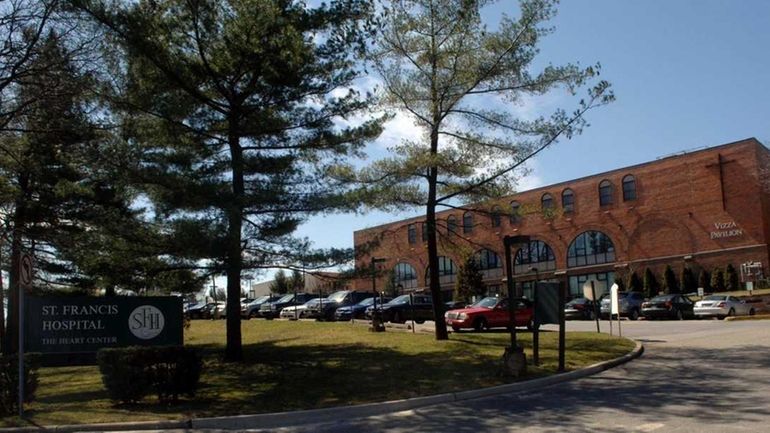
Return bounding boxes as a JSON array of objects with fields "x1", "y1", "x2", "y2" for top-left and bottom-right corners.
[
  {"x1": 427, "y1": 126, "x2": 448, "y2": 340},
  {"x1": 224, "y1": 121, "x2": 244, "y2": 362},
  {"x1": 0, "y1": 241, "x2": 5, "y2": 353}
]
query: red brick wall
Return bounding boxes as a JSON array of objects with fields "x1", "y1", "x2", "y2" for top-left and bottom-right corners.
[{"x1": 354, "y1": 138, "x2": 769, "y2": 290}]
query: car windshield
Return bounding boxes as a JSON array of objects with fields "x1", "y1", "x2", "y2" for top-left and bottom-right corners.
[
  {"x1": 249, "y1": 296, "x2": 268, "y2": 305},
  {"x1": 704, "y1": 295, "x2": 727, "y2": 301},
  {"x1": 357, "y1": 297, "x2": 375, "y2": 306},
  {"x1": 390, "y1": 295, "x2": 411, "y2": 305},
  {"x1": 471, "y1": 297, "x2": 500, "y2": 309},
  {"x1": 650, "y1": 295, "x2": 675, "y2": 302},
  {"x1": 277, "y1": 294, "x2": 294, "y2": 303},
  {"x1": 327, "y1": 291, "x2": 349, "y2": 303}
]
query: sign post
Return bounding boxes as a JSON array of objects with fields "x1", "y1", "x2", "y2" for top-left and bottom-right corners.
[
  {"x1": 18, "y1": 253, "x2": 33, "y2": 418},
  {"x1": 583, "y1": 280, "x2": 601, "y2": 333},
  {"x1": 610, "y1": 283, "x2": 621, "y2": 337}
]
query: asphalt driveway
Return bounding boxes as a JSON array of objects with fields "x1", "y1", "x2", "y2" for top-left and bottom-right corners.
[{"x1": 255, "y1": 319, "x2": 770, "y2": 432}]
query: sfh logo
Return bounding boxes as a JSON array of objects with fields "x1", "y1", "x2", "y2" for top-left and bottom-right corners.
[{"x1": 129, "y1": 305, "x2": 165, "y2": 340}]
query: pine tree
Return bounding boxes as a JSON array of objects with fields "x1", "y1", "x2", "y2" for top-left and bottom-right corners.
[
  {"x1": 360, "y1": 0, "x2": 612, "y2": 340},
  {"x1": 613, "y1": 276, "x2": 626, "y2": 291},
  {"x1": 77, "y1": 0, "x2": 383, "y2": 361},
  {"x1": 643, "y1": 268, "x2": 659, "y2": 298},
  {"x1": 698, "y1": 269, "x2": 711, "y2": 293},
  {"x1": 454, "y1": 255, "x2": 485, "y2": 305},
  {"x1": 288, "y1": 270, "x2": 305, "y2": 293},
  {"x1": 711, "y1": 268, "x2": 726, "y2": 293},
  {"x1": 627, "y1": 271, "x2": 643, "y2": 293},
  {"x1": 725, "y1": 264, "x2": 741, "y2": 291},
  {"x1": 270, "y1": 270, "x2": 290, "y2": 295},
  {"x1": 680, "y1": 267, "x2": 697, "y2": 294},
  {"x1": 663, "y1": 265, "x2": 679, "y2": 294}
]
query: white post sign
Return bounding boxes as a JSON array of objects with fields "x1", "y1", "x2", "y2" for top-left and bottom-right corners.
[{"x1": 610, "y1": 283, "x2": 621, "y2": 337}]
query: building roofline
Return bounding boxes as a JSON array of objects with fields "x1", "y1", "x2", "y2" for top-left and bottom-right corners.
[{"x1": 354, "y1": 137, "x2": 764, "y2": 235}]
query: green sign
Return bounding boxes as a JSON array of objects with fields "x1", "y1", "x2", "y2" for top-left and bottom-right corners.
[{"x1": 25, "y1": 296, "x2": 183, "y2": 355}]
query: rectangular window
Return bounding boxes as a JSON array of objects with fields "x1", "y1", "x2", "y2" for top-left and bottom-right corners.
[
  {"x1": 421, "y1": 222, "x2": 428, "y2": 242},
  {"x1": 407, "y1": 224, "x2": 416, "y2": 244}
]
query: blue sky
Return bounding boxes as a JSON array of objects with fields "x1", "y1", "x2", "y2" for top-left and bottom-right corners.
[{"x1": 281, "y1": 0, "x2": 770, "y2": 285}]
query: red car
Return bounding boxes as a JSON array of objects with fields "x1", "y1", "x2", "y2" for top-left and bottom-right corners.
[{"x1": 445, "y1": 297, "x2": 535, "y2": 332}]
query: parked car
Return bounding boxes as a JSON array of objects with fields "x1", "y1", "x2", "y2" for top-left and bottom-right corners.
[
  {"x1": 279, "y1": 300, "x2": 312, "y2": 319},
  {"x1": 564, "y1": 297, "x2": 597, "y2": 320},
  {"x1": 334, "y1": 297, "x2": 392, "y2": 321},
  {"x1": 259, "y1": 293, "x2": 315, "y2": 319},
  {"x1": 185, "y1": 302, "x2": 213, "y2": 319},
  {"x1": 445, "y1": 300, "x2": 466, "y2": 310},
  {"x1": 694, "y1": 295, "x2": 756, "y2": 319},
  {"x1": 641, "y1": 294, "x2": 695, "y2": 320},
  {"x1": 600, "y1": 291, "x2": 644, "y2": 320},
  {"x1": 241, "y1": 295, "x2": 281, "y2": 319},
  {"x1": 445, "y1": 297, "x2": 534, "y2": 331},
  {"x1": 366, "y1": 294, "x2": 434, "y2": 324},
  {"x1": 201, "y1": 301, "x2": 226, "y2": 319},
  {"x1": 305, "y1": 290, "x2": 371, "y2": 320}
]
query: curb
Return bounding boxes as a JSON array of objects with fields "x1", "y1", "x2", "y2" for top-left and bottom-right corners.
[
  {"x1": 725, "y1": 314, "x2": 770, "y2": 322},
  {"x1": 1, "y1": 340, "x2": 643, "y2": 432}
]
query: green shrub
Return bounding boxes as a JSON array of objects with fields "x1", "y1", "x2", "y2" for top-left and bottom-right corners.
[
  {"x1": 725, "y1": 264, "x2": 741, "y2": 291},
  {"x1": 663, "y1": 265, "x2": 679, "y2": 294},
  {"x1": 97, "y1": 346, "x2": 202, "y2": 404},
  {"x1": 0, "y1": 353, "x2": 41, "y2": 416}
]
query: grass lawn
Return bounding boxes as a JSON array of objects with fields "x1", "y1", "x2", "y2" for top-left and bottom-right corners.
[{"x1": 3, "y1": 320, "x2": 634, "y2": 427}]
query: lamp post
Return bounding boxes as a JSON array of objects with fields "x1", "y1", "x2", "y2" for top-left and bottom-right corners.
[
  {"x1": 530, "y1": 266, "x2": 540, "y2": 366},
  {"x1": 503, "y1": 235, "x2": 530, "y2": 377},
  {"x1": 371, "y1": 257, "x2": 387, "y2": 332}
]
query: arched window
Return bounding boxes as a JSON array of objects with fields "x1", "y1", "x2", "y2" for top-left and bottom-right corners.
[
  {"x1": 407, "y1": 224, "x2": 416, "y2": 244},
  {"x1": 425, "y1": 256, "x2": 457, "y2": 285},
  {"x1": 447, "y1": 215, "x2": 457, "y2": 235},
  {"x1": 541, "y1": 193, "x2": 554, "y2": 210},
  {"x1": 510, "y1": 201, "x2": 521, "y2": 224},
  {"x1": 514, "y1": 240, "x2": 557, "y2": 274},
  {"x1": 562, "y1": 188, "x2": 575, "y2": 213},
  {"x1": 599, "y1": 180, "x2": 613, "y2": 206},
  {"x1": 567, "y1": 231, "x2": 616, "y2": 267},
  {"x1": 491, "y1": 206, "x2": 502, "y2": 228},
  {"x1": 475, "y1": 249, "x2": 501, "y2": 270},
  {"x1": 622, "y1": 175, "x2": 637, "y2": 201},
  {"x1": 463, "y1": 211, "x2": 473, "y2": 234},
  {"x1": 393, "y1": 262, "x2": 418, "y2": 289}
]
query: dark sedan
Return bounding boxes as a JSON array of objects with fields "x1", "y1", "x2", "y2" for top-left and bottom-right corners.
[
  {"x1": 334, "y1": 297, "x2": 391, "y2": 321},
  {"x1": 642, "y1": 294, "x2": 695, "y2": 320},
  {"x1": 564, "y1": 297, "x2": 597, "y2": 320},
  {"x1": 365, "y1": 294, "x2": 434, "y2": 324}
]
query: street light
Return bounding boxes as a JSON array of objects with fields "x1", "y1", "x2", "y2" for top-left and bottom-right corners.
[
  {"x1": 371, "y1": 257, "x2": 387, "y2": 332},
  {"x1": 530, "y1": 266, "x2": 540, "y2": 366}
]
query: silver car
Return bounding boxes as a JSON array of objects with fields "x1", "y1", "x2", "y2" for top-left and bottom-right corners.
[
  {"x1": 694, "y1": 295, "x2": 756, "y2": 319},
  {"x1": 279, "y1": 303, "x2": 308, "y2": 320}
]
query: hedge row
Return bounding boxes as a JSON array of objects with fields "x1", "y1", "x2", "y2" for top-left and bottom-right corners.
[
  {"x1": 0, "y1": 353, "x2": 41, "y2": 416},
  {"x1": 97, "y1": 346, "x2": 202, "y2": 404}
]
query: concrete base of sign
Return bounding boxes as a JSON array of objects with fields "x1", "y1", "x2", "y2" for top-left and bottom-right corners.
[{"x1": 501, "y1": 345, "x2": 527, "y2": 378}]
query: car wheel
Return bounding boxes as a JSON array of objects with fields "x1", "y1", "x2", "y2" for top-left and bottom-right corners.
[
  {"x1": 629, "y1": 309, "x2": 640, "y2": 321},
  {"x1": 676, "y1": 309, "x2": 683, "y2": 320},
  {"x1": 415, "y1": 319, "x2": 425, "y2": 324},
  {"x1": 526, "y1": 318, "x2": 538, "y2": 331},
  {"x1": 587, "y1": 310, "x2": 596, "y2": 321},
  {"x1": 451, "y1": 325, "x2": 461, "y2": 332},
  {"x1": 249, "y1": 311, "x2": 257, "y2": 319},
  {"x1": 473, "y1": 317, "x2": 487, "y2": 332},
  {"x1": 727, "y1": 308, "x2": 735, "y2": 318},
  {"x1": 750, "y1": 308, "x2": 756, "y2": 316}
]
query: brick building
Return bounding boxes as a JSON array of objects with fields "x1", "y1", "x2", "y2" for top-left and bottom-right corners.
[{"x1": 353, "y1": 137, "x2": 770, "y2": 299}]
